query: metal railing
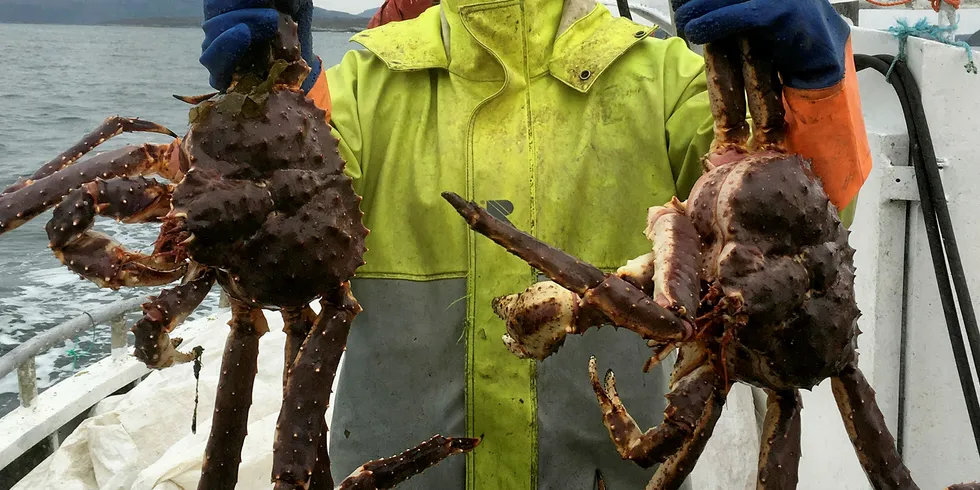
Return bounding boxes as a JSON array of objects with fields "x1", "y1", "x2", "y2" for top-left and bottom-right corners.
[
  {"x1": 0, "y1": 296, "x2": 149, "y2": 409},
  {"x1": 0, "y1": 289, "x2": 231, "y2": 477}
]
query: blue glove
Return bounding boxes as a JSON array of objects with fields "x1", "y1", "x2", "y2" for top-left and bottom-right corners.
[
  {"x1": 672, "y1": 0, "x2": 850, "y2": 90},
  {"x1": 201, "y1": 0, "x2": 321, "y2": 92}
]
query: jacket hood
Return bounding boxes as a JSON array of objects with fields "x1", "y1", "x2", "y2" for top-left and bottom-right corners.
[
  {"x1": 439, "y1": 0, "x2": 565, "y2": 80},
  {"x1": 350, "y1": 0, "x2": 657, "y2": 88}
]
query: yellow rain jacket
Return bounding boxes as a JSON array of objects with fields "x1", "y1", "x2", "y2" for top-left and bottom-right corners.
[{"x1": 302, "y1": 0, "x2": 871, "y2": 488}]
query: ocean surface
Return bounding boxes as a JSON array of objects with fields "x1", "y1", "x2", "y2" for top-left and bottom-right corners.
[{"x1": 0, "y1": 23, "x2": 361, "y2": 417}]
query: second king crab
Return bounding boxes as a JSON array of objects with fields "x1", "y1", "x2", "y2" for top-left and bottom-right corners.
[{"x1": 442, "y1": 31, "x2": 979, "y2": 490}]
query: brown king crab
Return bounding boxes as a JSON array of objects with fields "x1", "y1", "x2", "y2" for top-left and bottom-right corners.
[
  {"x1": 442, "y1": 37, "x2": 978, "y2": 490},
  {"x1": 0, "y1": 5, "x2": 477, "y2": 490}
]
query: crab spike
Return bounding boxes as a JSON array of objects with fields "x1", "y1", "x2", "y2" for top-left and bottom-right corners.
[
  {"x1": 273, "y1": 286, "x2": 361, "y2": 489},
  {"x1": 0, "y1": 141, "x2": 179, "y2": 235},
  {"x1": 131, "y1": 269, "x2": 215, "y2": 368},
  {"x1": 198, "y1": 300, "x2": 269, "y2": 490},
  {"x1": 335, "y1": 435, "x2": 481, "y2": 490},
  {"x1": 1, "y1": 116, "x2": 176, "y2": 196}
]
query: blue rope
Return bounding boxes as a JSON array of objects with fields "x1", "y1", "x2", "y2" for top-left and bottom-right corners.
[
  {"x1": 65, "y1": 312, "x2": 98, "y2": 370},
  {"x1": 887, "y1": 17, "x2": 977, "y2": 76}
]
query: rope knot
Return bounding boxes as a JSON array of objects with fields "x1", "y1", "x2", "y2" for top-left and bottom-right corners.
[{"x1": 886, "y1": 17, "x2": 977, "y2": 76}]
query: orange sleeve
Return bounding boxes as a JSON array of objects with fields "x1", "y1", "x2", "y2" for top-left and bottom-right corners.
[
  {"x1": 783, "y1": 37, "x2": 872, "y2": 210},
  {"x1": 306, "y1": 63, "x2": 332, "y2": 123},
  {"x1": 367, "y1": 0, "x2": 435, "y2": 29}
]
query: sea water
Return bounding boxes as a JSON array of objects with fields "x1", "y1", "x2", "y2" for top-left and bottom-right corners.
[{"x1": 0, "y1": 23, "x2": 361, "y2": 417}]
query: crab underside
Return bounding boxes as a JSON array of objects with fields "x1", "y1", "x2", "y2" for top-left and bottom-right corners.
[
  {"x1": 0, "y1": 9, "x2": 476, "y2": 490},
  {"x1": 442, "y1": 36, "x2": 979, "y2": 490}
]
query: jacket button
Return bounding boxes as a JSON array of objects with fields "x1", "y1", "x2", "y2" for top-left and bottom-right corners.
[
  {"x1": 634, "y1": 30, "x2": 646, "y2": 38},
  {"x1": 579, "y1": 70, "x2": 592, "y2": 80}
]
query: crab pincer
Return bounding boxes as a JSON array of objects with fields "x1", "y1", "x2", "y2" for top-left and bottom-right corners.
[{"x1": 442, "y1": 191, "x2": 691, "y2": 346}]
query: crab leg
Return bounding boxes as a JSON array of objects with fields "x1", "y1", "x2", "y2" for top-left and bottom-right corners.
[
  {"x1": 589, "y1": 344, "x2": 725, "y2": 476},
  {"x1": 46, "y1": 176, "x2": 186, "y2": 289},
  {"x1": 0, "y1": 141, "x2": 180, "y2": 234},
  {"x1": 647, "y1": 395, "x2": 727, "y2": 490},
  {"x1": 442, "y1": 192, "x2": 689, "y2": 342},
  {"x1": 756, "y1": 389, "x2": 803, "y2": 489},
  {"x1": 198, "y1": 299, "x2": 269, "y2": 490},
  {"x1": 738, "y1": 39, "x2": 786, "y2": 152},
  {"x1": 273, "y1": 286, "x2": 360, "y2": 489},
  {"x1": 831, "y1": 363, "x2": 919, "y2": 490},
  {"x1": 702, "y1": 42, "x2": 749, "y2": 168},
  {"x1": 281, "y1": 305, "x2": 319, "y2": 387},
  {"x1": 644, "y1": 198, "x2": 701, "y2": 320},
  {"x1": 335, "y1": 435, "x2": 482, "y2": 489},
  {"x1": 0, "y1": 116, "x2": 176, "y2": 196},
  {"x1": 280, "y1": 304, "x2": 333, "y2": 489},
  {"x1": 131, "y1": 268, "x2": 215, "y2": 368}
]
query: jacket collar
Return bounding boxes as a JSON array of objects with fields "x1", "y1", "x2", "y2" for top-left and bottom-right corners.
[{"x1": 349, "y1": 0, "x2": 657, "y2": 91}]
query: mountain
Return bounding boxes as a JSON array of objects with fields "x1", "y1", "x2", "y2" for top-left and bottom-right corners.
[{"x1": 0, "y1": 0, "x2": 374, "y2": 29}]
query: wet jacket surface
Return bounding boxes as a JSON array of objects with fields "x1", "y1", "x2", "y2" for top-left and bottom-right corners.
[{"x1": 302, "y1": 0, "x2": 871, "y2": 488}]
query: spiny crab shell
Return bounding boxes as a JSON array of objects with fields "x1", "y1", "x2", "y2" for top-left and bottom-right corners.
[
  {"x1": 171, "y1": 28, "x2": 368, "y2": 310},
  {"x1": 676, "y1": 151, "x2": 860, "y2": 390}
]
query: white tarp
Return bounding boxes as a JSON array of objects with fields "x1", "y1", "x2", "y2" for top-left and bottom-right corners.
[
  {"x1": 12, "y1": 307, "x2": 762, "y2": 490},
  {"x1": 13, "y1": 309, "x2": 293, "y2": 490}
]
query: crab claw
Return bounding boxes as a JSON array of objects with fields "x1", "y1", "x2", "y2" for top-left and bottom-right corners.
[
  {"x1": 495, "y1": 281, "x2": 603, "y2": 361},
  {"x1": 443, "y1": 192, "x2": 690, "y2": 343},
  {"x1": 131, "y1": 269, "x2": 215, "y2": 368}
]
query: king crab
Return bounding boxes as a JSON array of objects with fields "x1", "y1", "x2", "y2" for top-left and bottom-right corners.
[
  {"x1": 0, "y1": 5, "x2": 477, "y2": 490},
  {"x1": 442, "y1": 36, "x2": 978, "y2": 490}
]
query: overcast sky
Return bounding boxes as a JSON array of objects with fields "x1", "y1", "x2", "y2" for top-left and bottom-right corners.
[{"x1": 314, "y1": 0, "x2": 382, "y2": 14}]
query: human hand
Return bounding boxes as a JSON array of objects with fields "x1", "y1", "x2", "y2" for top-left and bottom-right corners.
[
  {"x1": 201, "y1": 0, "x2": 320, "y2": 92},
  {"x1": 671, "y1": 0, "x2": 850, "y2": 90}
]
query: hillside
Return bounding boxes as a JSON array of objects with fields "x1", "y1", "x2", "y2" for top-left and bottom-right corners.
[{"x1": 0, "y1": 0, "x2": 374, "y2": 29}]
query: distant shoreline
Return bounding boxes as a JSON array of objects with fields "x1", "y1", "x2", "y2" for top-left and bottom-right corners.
[{"x1": 0, "y1": 18, "x2": 367, "y2": 32}]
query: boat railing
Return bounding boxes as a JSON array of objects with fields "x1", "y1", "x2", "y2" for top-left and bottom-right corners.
[
  {"x1": 0, "y1": 289, "x2": 231, "y2": 479},
  {"x1": 0, "y1": 295, "x2": 150, "y2": 411}
]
